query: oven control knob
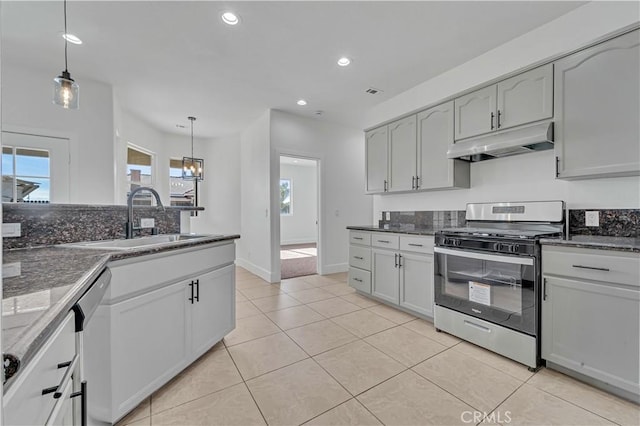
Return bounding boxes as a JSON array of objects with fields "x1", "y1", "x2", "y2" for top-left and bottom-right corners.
[
  {"x1": 494, "y1": 242, "x2": 503, "y2": 251},
  {"x1": 454, "y1": 239, "x2": 462, "y2": 247},
  {"x1": 508, "y1": 244, "x2": 520, "y2": 253}
]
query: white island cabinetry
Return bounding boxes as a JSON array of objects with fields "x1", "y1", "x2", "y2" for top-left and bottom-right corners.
[{"x1": 85, "y1": 241, "x2": 236, "y2": 424}]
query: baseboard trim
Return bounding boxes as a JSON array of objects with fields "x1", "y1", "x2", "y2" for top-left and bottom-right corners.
[
  {"x1": 236, "y1": 258, "x2": 272, "y2": 282},
  {"x1": 281, "y1": 239, "x2": 317, "y2": 246},
  {"x1": 320, "y1": 262, "x2": 348, "y2": 275}
]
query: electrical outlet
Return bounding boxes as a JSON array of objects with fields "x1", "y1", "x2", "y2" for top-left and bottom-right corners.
[
  {"x1": 385, "y1": 212, "x2": 390, "y2": 221},
  {"x1": 2, "y1": 223, "x2": 21, "y2": 237},
  {"x1": 2, "y1": 262, "x2": 21, "y2": 278},
  {"x1": 585, "y1": 211, "x2": 600, "y2": 227},
  {"x1": 140, "y1": 218, "x2": 155, "y2": 229}
]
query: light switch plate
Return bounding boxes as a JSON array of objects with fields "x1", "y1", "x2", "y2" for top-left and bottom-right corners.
[
  {"x1": 585, "y1": 211, "x2": 600, "y2": 227},
  {"x1": 140, "y1": 218, "x2": 155, "y2": 228},
  {"x1": 2, "y1": 223, "x2": 21, "y2": 237},
  {"x1": 385, "y1": 212, "x2": 390, "y2": 221}
]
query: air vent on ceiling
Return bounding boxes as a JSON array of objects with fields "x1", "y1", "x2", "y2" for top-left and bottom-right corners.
[{"x1": 365, "y1": 87, "x2": 383, "y2": 95}]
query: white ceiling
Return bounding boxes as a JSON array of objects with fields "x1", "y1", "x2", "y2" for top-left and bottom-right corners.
[{"x1": 1, "y1": 1, "x2": 585, "y2": 139}]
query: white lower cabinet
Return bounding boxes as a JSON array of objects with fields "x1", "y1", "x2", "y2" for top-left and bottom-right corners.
[
  {"x1": 399, "y1": 252, "x2": 434, "y2": 317},
  {"x1": 3, "y1": 313, "x2": 76, "y2": 426},
  {"x1": 372, "y1": 249, "x2": 400, "y2": 304},
  {"x1": 542, "y1": 245, "x2": 640, "y2": 401},
  {"x1": 85, "y1": 242, "x2": 236, "y2": 424},
  {"x1": 350, "y1": 230, "x2": 434, "y2": 318}
]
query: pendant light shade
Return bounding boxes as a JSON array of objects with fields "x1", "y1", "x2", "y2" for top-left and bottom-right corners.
[
  {"x1": 53, "y1": 0, "x2": 79, "y2": 109},
  {"x1": 182, "y1": 116, "x2": 204, "y2": 181}
]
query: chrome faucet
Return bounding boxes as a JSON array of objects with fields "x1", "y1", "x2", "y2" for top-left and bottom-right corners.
[{"x1": 126, "y1": 186, "x2": 165, "y2": 239}]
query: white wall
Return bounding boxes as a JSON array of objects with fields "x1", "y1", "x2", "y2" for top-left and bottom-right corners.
[
  {"x1": 365, "y1": 2, "x2": 640, "y2": 221},
  {"x1": 237, "y1": 110, "x2": 272, "y2": 280},
  {"x1": 270, "y1": 110, "x2": 372, "y2": 276},
  {"x1": 190, "y1": 134, "x2": 241, "y2": 236},
  {"x1": 280, "y1": 162, "x2": 317, "y2": 245},
  {"x1": 1, "y1": 62, "x2": 115, "y2": 204}
]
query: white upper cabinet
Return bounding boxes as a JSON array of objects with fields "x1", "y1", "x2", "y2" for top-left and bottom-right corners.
[
  {"x1": 497, "y1": 64, "x2": 553, "y2": 130},
  {"x1": 365, "y1": 126, "x2": 388, "y2": 193},
  {"x1": 454, "y1": 64, "x2": 553, "y2": 140},
  {"x1": 417, "y1": 101, "x2": 469, "y2": 190},
  {"x1": 554, "y1": 29, "x2": 640, "y2": 179},
  {"x1": 388, "y1": 115, "x2": 417, "y2": 192},
  {"x1": 454, "y1": 85, "x2": 497, "y2": 140}
]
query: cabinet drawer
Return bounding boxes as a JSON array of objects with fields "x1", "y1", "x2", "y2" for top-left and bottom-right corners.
[
  {"x1": 350, "y1": 231, "x2": 371, "y2": 246},
  {"x1": 543, "y1": 246, "x2": 640, "y2": 287},
  {"x1": 4, "y1": 313, "x2": 76, "y2": 426},
  {"x1": 349, "y1": 245, "x2": 371, "y2": 270},
  {"x1": 371, "y1": 233, "x2": 400, "y2": 249},
  {"x1": 349, "y1": 267, "x2": 371, "y2": 293},
  {"x1": 400, "y1": 235, "x2": 434, "y2": 254}
]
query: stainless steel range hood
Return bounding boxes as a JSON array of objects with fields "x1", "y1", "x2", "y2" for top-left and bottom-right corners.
[{"x1": 447, "y1": 121, "x2": 554, "y2": 161}]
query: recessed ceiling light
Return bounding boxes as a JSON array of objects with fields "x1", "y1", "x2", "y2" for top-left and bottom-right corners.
[
  {"x1": 297, "y1": 99, "x2": 307, "y2": 106},
  {"x1": 221, "y1": 11, "x2": 240, "y2": 25},
  {"x1": 62, "y1": 33, "x2": 82, "y2": 45},
  {"x1": 337, "y1": 57, "x2": 351, "y2": 67}
]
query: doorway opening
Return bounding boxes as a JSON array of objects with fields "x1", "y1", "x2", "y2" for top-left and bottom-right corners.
[{"x1": 279, "y1": 155, "x2": 319, "y2": 279}]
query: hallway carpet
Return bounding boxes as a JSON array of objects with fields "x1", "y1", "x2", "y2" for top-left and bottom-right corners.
[{"x1": 281, "y1": 243, "x2": 317, "y2": 279}]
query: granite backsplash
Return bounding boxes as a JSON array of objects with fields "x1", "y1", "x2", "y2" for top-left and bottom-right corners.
[
  {"x1": 378, "y1": 210, "x2": 466, "y2": 231},
  {"x1": 3, "y1": 203, "x2": 181, "y2": 250},
  {"x1": 569, "y1": 209, "x2": 639, "y2": 238}
]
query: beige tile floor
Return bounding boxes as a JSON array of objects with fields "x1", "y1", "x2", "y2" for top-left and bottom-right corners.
[{"x1": 117, "y1": 267, "x2": 640, "y2": 426}]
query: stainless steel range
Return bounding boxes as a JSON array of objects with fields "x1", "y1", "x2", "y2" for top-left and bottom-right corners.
[{"x1": 434, "y1": 201, "x2": 565, "y2": 370}]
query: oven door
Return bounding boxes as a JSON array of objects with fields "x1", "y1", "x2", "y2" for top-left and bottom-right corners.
[{"x1": 434, "y1": 246, "x2": 537, "y2": 336}]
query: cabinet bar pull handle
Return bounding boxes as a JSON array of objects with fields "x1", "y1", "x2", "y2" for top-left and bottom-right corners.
[
  {"x1": 412, "y1": 176, "x2": 416, "y2": 190},
  {"x1": 42, "y1": 354, "x2": 77, "y2": 398},
  {"x1": 354, "y1": 256, "x2": 364, "y2": 260},
  {"x1": 354, "y1": 278, "x2": 363, "y2": 283},
  {"x1": 543, "y1": 278, "x2": 547, "y2": 301},
  {"x1": 398, "y1": 254, "x2": 403, "y2": 267},
  {"x1": 383, "y1": 180, "x2": 388, "y2": 192},
  {"x1": 408, "y1": 243, "x2": 423, "y2": 247},
  {"x1": 353, "y1": 237, "x2": 363, "y2": 240},
  {"x1": 464, "y1": 320, "x2": 491, "y2": 333},
  {"x1": 378, "y1": 240, "x2": 390, "y2": 243},
  {"x1": 188, "y1": 281, "x2": 194, "y2": 304},
  {"x1": 497, "y1": 110, "x2": 502, "y2": 128},
  {"x1": 415, "y1": 176, "x2": 420, "y2": 189},
  {"x1": 394, "y1": 253, "x2": 398, "y2": 268},
  {"x1": 195, "y1": 279, "x2": 200, "y2": 302},
  {"x1": 572, "y1": 265, "x2": 610, "y2": 272},
  {"x1": 555, "y1": 156, "x2": 560, "y2": 177},
  {"x1": 70, "y1": 381, "x2": 88, "y2": 426},
  {"x1": 490, "y1": 112, "x2": 495, "y2": 130}
]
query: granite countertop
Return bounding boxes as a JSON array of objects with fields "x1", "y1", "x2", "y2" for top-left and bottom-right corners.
[
  {"x1": 347, "y1": 225, "x2": 444, "y2": 236},
  {"x1": 540, "y1": 235, "x2": 640, "y2": 253},
  {"x1": 2, "y1": 234, "x2": 240, "y2": 387}
]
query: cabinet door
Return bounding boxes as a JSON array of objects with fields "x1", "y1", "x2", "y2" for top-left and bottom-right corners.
[
  {"x1": 190, "y1": 265, "x2": 236, "y2": 358},
  {"x1": 365, "y1": 126, "x2": 388, "y2": 193},
  {"x1": 372, "y1": 249, "x2": 400, "y2": 304},
  {"x1": 388, "y1": 115, "x2": 417, "y2": 192},
  {"x1": 542, "y1": 276, "x2": 640, "y2": 395},
  {"x1": 454, "y1": 85, "x2": 497, "y2": 140},
  {"x1": 418, "y1": 101, "x2": 460, "y2": 190},
  {"x1": 554, "y1": 30, "x2": 640, "y2": 179},
  {"x1": 399, "y1": 253, "x2": 433, "y2": 317},
  {"x1": 497, "y1": 64, "x2": 553, "y2": 130},
  {"x1": 111, "y1": 282, "x2": 189, "y2": 419}
]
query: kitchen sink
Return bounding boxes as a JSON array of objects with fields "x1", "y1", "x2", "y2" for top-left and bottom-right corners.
[{"x1": 61, "y1": 234, "x2": 221, "y2": 250}]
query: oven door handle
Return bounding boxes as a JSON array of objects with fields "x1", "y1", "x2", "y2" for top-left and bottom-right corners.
[{"x1": 434, "y1": 247, "x2": 534, "y2": 266}]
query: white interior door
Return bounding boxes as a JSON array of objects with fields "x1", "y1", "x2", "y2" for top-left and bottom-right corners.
[{"x1": 2, "y1": 132, "x2": 70, "y2": 203}]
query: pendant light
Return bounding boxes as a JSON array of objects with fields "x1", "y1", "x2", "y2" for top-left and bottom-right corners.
[
  {"x1": 53, "y1": 0, "x2": 79, "y2": 109},
  {"x1": 182, "y1": 116, "x2": 204, "y2": 181}
]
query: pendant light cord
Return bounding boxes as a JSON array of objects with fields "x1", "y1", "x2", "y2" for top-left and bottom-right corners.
[
  {"x1": 63, "y1": 0, "x2": 69, "y2": 72},
  {"x1": 189, "y1": 116, "x2": 196, "y2": 158}
]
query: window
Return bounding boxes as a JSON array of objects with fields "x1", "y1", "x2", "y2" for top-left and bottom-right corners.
[
  {"x1": 2, "y1": 146, "x2": 51, "y2": 202},
  {"x1": 169, "y1": 158, "x2": 195, "y2": 207},
  {"x1": 127, "y1": 145, "x2": 155, "y2": 205},
  {"x1": 280, "y1": 178, "x2": 292, "y2": 215}
]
